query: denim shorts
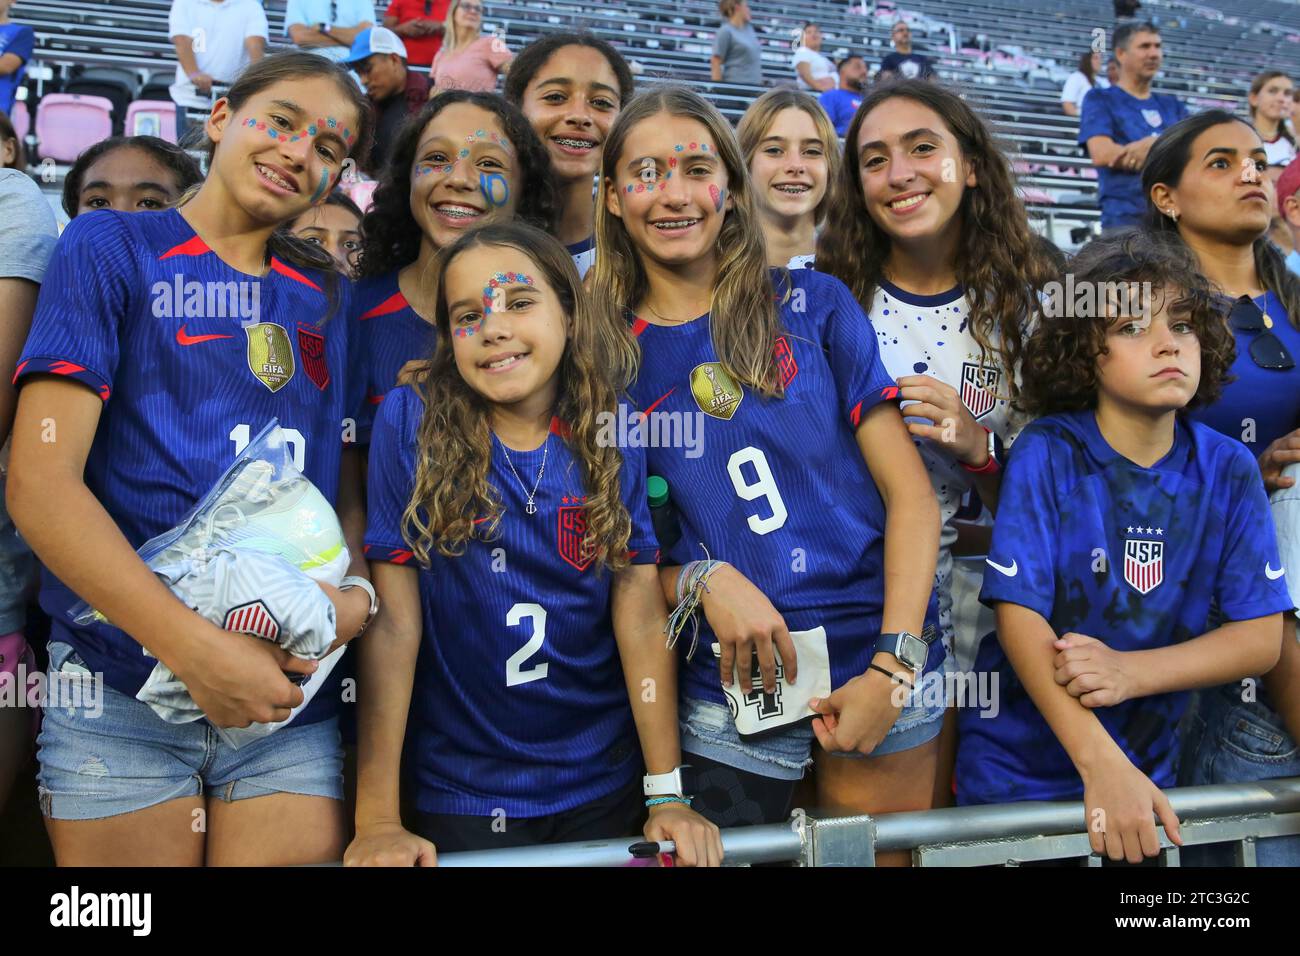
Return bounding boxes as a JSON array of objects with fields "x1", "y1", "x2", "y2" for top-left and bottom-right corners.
[
  {"x1": 37, "y1": 641, "x2": 343, "y2": 821},
  {"x1": 680, "y1": 662, "x2": 948, "y2": 781},
  {"x1": 1179, "y1": 685, "x2": 1300, "y2": 867}
]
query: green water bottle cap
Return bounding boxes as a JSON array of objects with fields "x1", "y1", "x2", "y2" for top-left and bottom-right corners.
[{"x1": 647, "y1": 475, "x2": 669, "y2": 508}]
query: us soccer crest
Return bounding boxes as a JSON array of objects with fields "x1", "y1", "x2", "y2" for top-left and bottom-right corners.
[
  {"x1": 244, "y1": 322, "x2": 294, "y2": 392},
  {"x1": 774, "y1": 336, "x2": 798, "y2": 388},
  {"x1": 960, "y1": 362, "x2": 1001, "y2": 420},
  {"x1": 1124, "y1": 534, "x2": 1164, "y2": 594},
  {"x1": 557, "y1": 496, "x2": 592, "y2": 572},
  {"x1": 1142, "y1": 109, "x2": 1164, "y2": 128},
  {"x1": 690, "y1": 362, "x2": 743, "y2": 420},
  {"x1": 222, "y1": 600, "x2": 280, "y2": 642},
  {"x1": 297, "y1": 326, "x2": 329, "y2": 391}
]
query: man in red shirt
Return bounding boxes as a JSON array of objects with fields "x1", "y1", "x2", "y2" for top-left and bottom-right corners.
[
  {"x1": 344, "y1": 27, "x2": 431, "y2": 173},
  {"x1": 382, "y1": 0, "x2": 448, "y2": 67}
]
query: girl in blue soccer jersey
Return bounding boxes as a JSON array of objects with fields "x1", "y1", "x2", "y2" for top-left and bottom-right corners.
[
  {"x1": 347, "y1": 223, "x2": 722, "y2": 866},
  {"x1": 816, "y1": 79, "x2": 1058, "y2": 803},
  {"x1": 353, "y1": 91, "x2": 557, "y2": 424},
  {"x1": 1143, "y1": 110, "x2": 1300, "y2": 865},
  {"x1": 959, "y1": 232, "x2": 1290, "y2": 863},
  {"x1": 591, "y1": 88, "x2": 943, "y2": 853},
  {"x1": 8, "y1": 53, "x2": 376, "y2": 866}
]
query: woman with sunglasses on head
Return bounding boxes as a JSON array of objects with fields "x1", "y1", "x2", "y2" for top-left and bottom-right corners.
[
  {"x1": 1144, "y1": 109, "x2": 1300, "y2": 866},
  {"x1": 429, "y1": 0, "x2": 512, "y2": 93}
]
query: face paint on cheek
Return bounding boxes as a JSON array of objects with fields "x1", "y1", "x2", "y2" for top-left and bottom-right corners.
[
  {"x1": 310, "y1": 168, "x2": 330, "y2": 204},
  {"x1": 479, "y1": 171, "x2": 511, "y2": 207},
  {"x1": 710, "y1": 184, "x2": 725, "y2": 212}
]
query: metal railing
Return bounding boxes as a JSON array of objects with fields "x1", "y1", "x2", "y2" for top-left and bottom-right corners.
[{"x1": 425, "y1": 777, "x2": 1300, "y2": 867}]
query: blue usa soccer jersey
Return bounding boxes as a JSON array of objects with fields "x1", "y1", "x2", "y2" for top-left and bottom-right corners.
[
  {"x1": 957, "y1": 410, "x2": 1292, "y2": 804},
  {"x1": 626, "y1": 268, "x2": 942, "y2": 709},
  {"x1": 353, "y1": 271, "x2": 435, "y2": 444},
  {"x1": 15, "y1": 208, "x2": 361, "y2": 724},
  {"x1": 365, "y1": 385, "x2": 659, "y2": 817}
]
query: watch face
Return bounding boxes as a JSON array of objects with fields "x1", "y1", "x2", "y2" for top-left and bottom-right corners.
[{"x1": 899, "y1": 633, "x2": 927, "y2": 669}]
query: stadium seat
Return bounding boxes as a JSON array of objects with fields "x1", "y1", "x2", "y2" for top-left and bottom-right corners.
[
  {"x1": 10, "y1": 99, "x2": 29, "y2": 143},
  {"x1": 139, "y1": 70, "x2": 174, "y2": 103},
  {"x1": 34, "y1": 93, "x2": 113, "y2": 163},
  {"x1": 65, "y1": 66, "x2": 139, "y2": 137},
  {"x1": 125, "y1": 100, "x2": 177, "y2": 142}
]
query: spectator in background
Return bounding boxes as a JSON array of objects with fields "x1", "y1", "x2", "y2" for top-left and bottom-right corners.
[
  {"x1": 345, "y1": 27, "x2": 429, "y2": 173},
  {"x1": 879, "y1": 20, "x2": 933, "y2": 81},
  {"x1": 1061, "y1": 49, "x2": 1109, "y2": 117},
  {"x1": 791, "y1": 22, "x2": 835, "y2": 93},
  {"x1": 1079, "y1": 21, "x2": 1186, "y2": 230},
  {"x1": 819, "y1": 55, "x2": 865, "y2": 136},
  {"x1": 0, "y1": 0, "x2": 32, "y2": 118},
  {"x1": 285, "y1": 0, "x2": 376, "y2": 64},
  {"x1": 0, "y1": 110, "x2": 23, "y2": 168},
  {"x1": 430, "y1": 0, "x2": 512, "y2": 92},
  {"x1": 288, "y1": 190, "x2": 363, "y2": 274},
  {"x1": 711, "y1": 0, "x2": 763, "y2": 87},
  {"x1": 1114, "y1": 0, "x2": 1141, "y2": 19},
  {"x1": 1107, "y1": 57, "x2": 1120, "y2": 85},
  {"x1": 0, "y1": 164, "x2": 57, "y2": 822},
  {"x1": 1277, "y1": 157, "x2": 1300, "y2": 275},
  {"x1": 383, "y1": 0, "x2": 448, "y2": 67},
  {"x1": 61, "y1": 136, "x2": 201, "y2": 218},
  {"x1": 169, "y1": 0, "x2": 267, "y2": 122},
  {"x1": 1249, "y1": 71, "x2": 1296, "y2": 174}
]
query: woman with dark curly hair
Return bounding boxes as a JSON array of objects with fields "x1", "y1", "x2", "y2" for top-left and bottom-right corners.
[
  {"x1": 958, "y1": 230, "x2": 1288, "y2": 866},
  {"x1": 815, "y1": 80, "x2": 1058, "y2": 802},
  {"x1": 1142, "y1": 109, "x2": 1300, "y2": 866},
  {"x1": 352, "y1": 90, "x2": 558, "y2": 434}
]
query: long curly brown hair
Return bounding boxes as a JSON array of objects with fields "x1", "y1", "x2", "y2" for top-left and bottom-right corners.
[
  {"x1": 1018, "y1": 229, "x2": 1236, "y2": 416},
  {"x1": 402, "y1": 222, "x2": 633, "y2": 572},
  {"x1": 816, "y1": 80, "x2": 1057, "y2": 395}
]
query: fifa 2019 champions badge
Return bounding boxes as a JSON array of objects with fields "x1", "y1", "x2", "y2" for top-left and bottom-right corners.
[
  {"x1": 689, "y1": 362, "x2": 743, "y2": 420},
  {"x1": 244, "y1": 322, "x2": 295, "y2": 392}
]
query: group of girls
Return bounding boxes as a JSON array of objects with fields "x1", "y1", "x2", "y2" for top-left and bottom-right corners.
[{"x1": 7, "y1": 28, "x2": 1300, "y2": 869}]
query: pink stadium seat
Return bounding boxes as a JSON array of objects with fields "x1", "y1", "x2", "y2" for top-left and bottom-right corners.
[
  {"x1": 343, "y1": 179, "x2": 378, "y2": 213},
  {"x1": 125, "y1": 100, "x2": 178, "y2": 143},
  {"x1": 10, "y1": 99, "x2": 29, "y2": 142},
  {"x1": 35, "y1": 93, "x2": 113, "y2": 163}
]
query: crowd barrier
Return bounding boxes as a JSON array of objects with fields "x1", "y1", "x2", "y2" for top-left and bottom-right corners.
[{"x1": 398, "y1": 777, "x2": 1300, "y2": 867}]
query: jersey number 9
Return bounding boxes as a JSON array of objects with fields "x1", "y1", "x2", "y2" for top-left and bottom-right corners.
[{"x1": 727, "y1": 446, "x2": 788, "y2": 535}]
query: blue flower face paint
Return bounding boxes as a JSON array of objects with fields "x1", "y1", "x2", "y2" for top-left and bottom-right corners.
[
  {"x1": 455, "y1": 271, "x2": 536, "y2": 338},
  {"x1": 479, "y1": 171, "x2": 511, "y2": 207}
]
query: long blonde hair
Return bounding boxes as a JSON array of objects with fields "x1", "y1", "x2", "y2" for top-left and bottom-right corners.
[
  {"x1": 737, "y1": 88, "x2": 842, "y2": 225},
  {"x1": 442, "y1": 0, "x2": 481, "y2": 53},
  {"x1": 590, "y1": 86, "x2": 784, "y2": 397},
  {"x1": 403, "y1": 222, "x2": 633, "y2": 571}
]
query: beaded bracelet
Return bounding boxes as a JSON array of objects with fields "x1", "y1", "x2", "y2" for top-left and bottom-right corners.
[
  {"x1": 646, "y1": 795, "x2": 693, "y2": 808},
  {"x1": 665, "y1": 556, "x2": 727, "y2": 661}
]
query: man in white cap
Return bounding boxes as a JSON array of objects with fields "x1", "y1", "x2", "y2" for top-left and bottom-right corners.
[{"x1": 345, "y1": 26, "x2": 430, "y2": 173}]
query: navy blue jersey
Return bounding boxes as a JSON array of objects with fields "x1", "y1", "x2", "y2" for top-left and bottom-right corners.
[
  {"x1": 354, "y1": 271, "x2": 435, "y2": 444},
  {"x1": 626, "y1": 269, "x2": 942, "y2": 707},
  {"x1": 365, "y1": 385, "x2": 659, "y2": 817},
  {"x1": 15, "y1": 208, "x2": 360, "y2": 723},
  {"x1": 1078, "y1": 86, "x2": 1187, "y2": 228},
  {"x1": 1191, "y1": 292, "x2": 1300, "y2": 455},
  {"x1": 957, "y1": 410, "x2": 1291, "y2": 804}
]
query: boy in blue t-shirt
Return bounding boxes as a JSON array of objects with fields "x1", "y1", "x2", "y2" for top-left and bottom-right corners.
[{"x1": 957, "y1": 232, "x2": 1291, "y2": 863}]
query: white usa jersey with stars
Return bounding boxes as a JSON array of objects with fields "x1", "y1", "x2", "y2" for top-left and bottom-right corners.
[{"x1": 870, "y1": 279, "x2": 1025, "y2": 654}]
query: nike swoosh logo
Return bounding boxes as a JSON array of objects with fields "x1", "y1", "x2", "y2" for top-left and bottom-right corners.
[
  {"x1": 1266, "y1": 563, "x2": 1286, "y2": 581},
  {"x1": 986, "y1": 558, "x2": 1018, "y2": 577},
  {"x1": 643, "y1": 387, "x2": 676, "y2": 416},
  {"x1": 176, "y1": 325, "x2": 233, "y2": 346}
]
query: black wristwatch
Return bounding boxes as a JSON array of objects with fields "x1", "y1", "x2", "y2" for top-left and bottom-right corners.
[{"x1": 874, "y1": 629, "x2": 936, "y2": 672}]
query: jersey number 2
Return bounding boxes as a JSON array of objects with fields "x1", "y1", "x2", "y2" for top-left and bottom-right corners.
[
  {"x1": 505, "y1": 602, "x2": 549, "y2": 687},
  {"x1": 727, "y1": 447, "x2": 788, "y2": 535}
]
